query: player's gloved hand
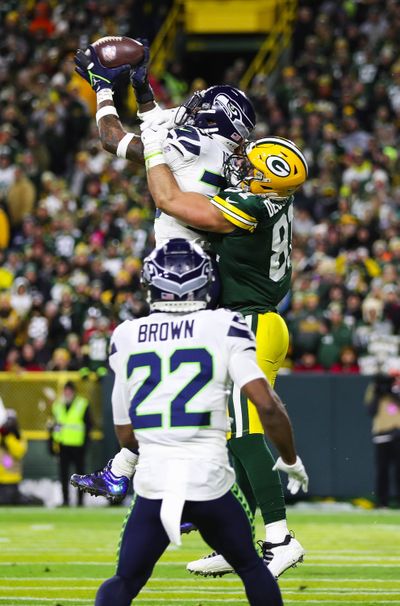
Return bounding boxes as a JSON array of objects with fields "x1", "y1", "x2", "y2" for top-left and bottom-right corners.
[
  {"x1": 141, "y1": 125, "x2": 169, "y2": 169},
  {"x1": 140, "y1": 107, "x2": 180, "y2": 132},
  {"x1": 129, "y1": 38, "x2": 154, "y2": 104},
  {"x1": 272, "y1": 456, "x2": 309, "y2": 495},
  {"x1": 75, "y1": 46, "x2": 130, "y2": 92}
]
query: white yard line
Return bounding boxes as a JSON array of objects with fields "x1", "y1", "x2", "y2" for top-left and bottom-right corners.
[{"x1": 1, "y1": 576, "x2": 399, "y2": 583}]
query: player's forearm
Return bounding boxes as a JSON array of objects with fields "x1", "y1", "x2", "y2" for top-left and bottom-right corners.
[
  {"x1": 147, "y1": 164, "x2": 233, "y2": 232},
  {"x1": 242, "y1": 378, "x2": 297, "y2": 465},
  {"x1": 96, "y1": 99, "x2": 144, "y2": 164},
  {"x1": 114, "y1": 423, "x2": 139, "y2": 452}
]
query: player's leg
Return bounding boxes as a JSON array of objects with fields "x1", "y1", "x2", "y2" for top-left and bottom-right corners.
[
  {"x1": 72, "y1": 446, "x2": 85, "y2": 506},
  {"x1": 95, "y1": 495, "x2": 170, "y2": 606},
  {"x1": 237, "y1": 312, "x2": 304, "y2": 575},
  {"x1": 393, "y1": 438, "x2": 400, "y2": 507},
  {"x1": 187, "y1": 485, "x2": 282, "y2": 606},
  {"x1": 229, "y1": 313, "x2": 289, "y2": 524},
  {"x1": 59, "y1": 445, "x2": 71, "y2": 506},
  {"x1": 186, "y1": 455, "x2": 257, "y2": 577},
  {"x1": 375, "y1": 441, "x2": 391, "y2": 507},
  {"x1": 188, "y1": 312, "x2": 303, "y2": 578}
]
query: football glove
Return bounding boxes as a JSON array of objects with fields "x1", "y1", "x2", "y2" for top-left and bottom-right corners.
[
  {"x1": 141, "y1": 124, "x2": 169, "y2": 169},
  {"x1": 272, "y1": 456, "x2": 309, "y2": 495},
  {"x1": 139, "y1": 107, "x2": 179, "y2": 132},
  {"x1": 129, "y1": 38, "x2": 154, "y2": 104},
  {"x1": 75, "y1": 46, "x2": 130, "y2": 92}
]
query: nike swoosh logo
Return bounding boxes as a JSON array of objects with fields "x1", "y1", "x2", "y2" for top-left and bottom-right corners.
[{"x1": 224, "y1": 196, "x2": 239, "y2": 205}]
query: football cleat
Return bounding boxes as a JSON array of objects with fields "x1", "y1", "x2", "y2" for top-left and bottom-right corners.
[
  {"x1": 180, "y1": 522, "x2": 197, "y2": 535},
  {"x1": 186, "y1": 552, "x2": 234, "y2": 577},
  {"x1": 70, "y1": 460, "x2": 129, "y2": 504},
  {"x1": 258, "y1": 533, "x2": 305, "y2": 578}
]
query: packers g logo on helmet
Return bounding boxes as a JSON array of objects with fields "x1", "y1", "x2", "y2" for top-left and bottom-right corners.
[{"x1": 244, "y1": 137, "x2": 308, "y2": 197}]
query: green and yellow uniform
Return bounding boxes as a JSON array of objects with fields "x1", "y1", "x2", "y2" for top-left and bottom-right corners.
[{"x1": 209, "y1": 187, "x2": 293, "y2": 522}]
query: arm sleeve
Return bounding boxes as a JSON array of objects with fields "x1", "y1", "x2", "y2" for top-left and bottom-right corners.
[
  {"x1": 109, "y1": 328, "x2": 132, "y2": 425},
  {"x1": 210, "y1": 189, "x2": 260, "y2": 232},
  {"x1": 225, "y1": 312, "x2": 265, "y2": 388},
  {"x1": 112, "y1": 375, "x2": 132, "y2": 425},
  {"x1": 229, "y1": 351, "x2": 265, "y2": 389}
]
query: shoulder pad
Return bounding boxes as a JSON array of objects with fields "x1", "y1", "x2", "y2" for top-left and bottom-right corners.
[{"x1": 167, "y1": 126, "x2": 201, "y2": 157}]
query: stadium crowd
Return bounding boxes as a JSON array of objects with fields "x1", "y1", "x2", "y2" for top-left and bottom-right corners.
[{"x1": 1, "y1": 0, "x2": 400, "y2": 376}]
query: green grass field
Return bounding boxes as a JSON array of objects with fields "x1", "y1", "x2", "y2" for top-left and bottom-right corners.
[{"x1": 0, "y1": 506, "x2": 399, "y2": 606}]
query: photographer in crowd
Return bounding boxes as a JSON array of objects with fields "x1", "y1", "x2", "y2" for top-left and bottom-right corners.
[
  {"x1": 0, "y1": 396, "x2": 42, "y2": 505},
  {"x1": 364, "y1": 374, "x2": 400, "y2": 508}
]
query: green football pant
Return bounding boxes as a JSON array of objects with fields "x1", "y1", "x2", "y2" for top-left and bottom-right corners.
[
  {"x1": 228, "y1": 434, "x2": 286, "y2": 524},
  {"x1": 227, "y1": 311, "x2": 289, "y2": 524}
]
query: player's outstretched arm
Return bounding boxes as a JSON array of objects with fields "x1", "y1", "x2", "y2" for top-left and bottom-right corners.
[
  {"x1": 142, "y1": 126, "x2": 233, "y2": 232},
  {"x1": 242, "y1": 378, "x2": 309, "y2": 495},
  {"x1": 74, "y1": 46, "x2": 144, "y2": 164}
]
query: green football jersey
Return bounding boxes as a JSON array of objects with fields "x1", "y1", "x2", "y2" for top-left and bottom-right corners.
[{"x1": 208, "y1": 188, "x2": 294, "y2": 315}]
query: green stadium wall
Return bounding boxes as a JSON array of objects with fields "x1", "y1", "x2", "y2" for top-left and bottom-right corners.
[{"x1": 19, "y1": 374, "x2": 375, "y2": 500}]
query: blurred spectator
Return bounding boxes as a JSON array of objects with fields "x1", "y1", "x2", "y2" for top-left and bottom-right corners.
[
  {"x1": 0, "y1": 397, "x2": 43, "y2": 505},
  {"x1": 293, "y1": 352, "x2": 324, "y2": 373},
  {"x1": 19, "y1": 342, "x2": 44, "y2": 371},
  {"x1": 364, "y1": 374, "x2": 400, "y2": 508},
  {"x1": 10, "y1": 277, "x2": 32, "y2": 319},
  {"x1": 330, "y1": 346, "x2": 360, "y2": 374},
  {"x1": 5, "y1": 167, "x2": 36, "y2": 235},
  {"x1": 47, "y1": 347, "x2": 72, "y2": 371},
  {"x1": 317, "y1": 303, "x2": 353, "y2": 369}
]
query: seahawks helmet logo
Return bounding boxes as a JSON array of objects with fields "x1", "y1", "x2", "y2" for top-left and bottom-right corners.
[
  {"x1": 266, "y1": 155, "x2": 291, "y2": 177},
  {"x1": 214, "y1": 93, "x2": 241, "y2": 120}
]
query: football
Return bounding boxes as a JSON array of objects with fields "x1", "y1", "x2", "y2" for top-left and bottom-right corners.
[{"x1": 91, "y1": 36, "x2": 145, "y2": 68}]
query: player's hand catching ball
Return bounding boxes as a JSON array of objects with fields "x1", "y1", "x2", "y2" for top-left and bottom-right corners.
[
  {"x1": 75, "y1": 46, "x2": 130, "y2": 92},
  {"x1": 129, "y1": 38, "x2": 154, "y2": 104},
  {"x1": 273, "y1": 456, "x2": 309, "y2": 495}
]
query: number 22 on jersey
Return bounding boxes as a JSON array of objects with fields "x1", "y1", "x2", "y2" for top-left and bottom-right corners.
[{"x1": 127, "y1": 348, "x2": 213, "y2": 429}]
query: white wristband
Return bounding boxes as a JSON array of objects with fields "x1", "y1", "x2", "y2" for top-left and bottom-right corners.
[
  {"x1": 145, "y1": 151, "x2": 165, "y2": 170},
  {"x1": 96, "y1": 105, "x2": 119, "y2": 126},
  {"x1": 137, "y1": 103, "x2": 161, "y2": 122},
  {"x1": 96, "y1": 88, "x2": 113, "y2": 104},
  {"x1": 116, "y1": 133, "x2": 135, "y2": 158}
]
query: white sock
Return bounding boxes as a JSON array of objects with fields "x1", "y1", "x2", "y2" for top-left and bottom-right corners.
[
  {"x1": 265, "y1": 519, "x2": 289, "y2": 544},
  {"x1": 111, "y1": 448, "x2": 138, "y2": 478}
]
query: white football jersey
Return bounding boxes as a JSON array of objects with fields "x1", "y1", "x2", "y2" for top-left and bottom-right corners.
[
  {"x1": 154, "y1": 126, "x2": 230, "y2": 247},
  {"x1": 109, "y1": 308, "x2": 264, "y2": 543}
]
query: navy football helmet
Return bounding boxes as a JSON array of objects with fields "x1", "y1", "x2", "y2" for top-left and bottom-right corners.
[
  {"x1": 175, "y1": 85, "x2": 256, "y2": 152},
  {"x1": 142, "y1": 239, "x2": 215, "y2": 312}
]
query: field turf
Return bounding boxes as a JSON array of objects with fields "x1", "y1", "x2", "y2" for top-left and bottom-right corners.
[{"x1": 0, "y1": 506, "x2": 399, "y2": 606}]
